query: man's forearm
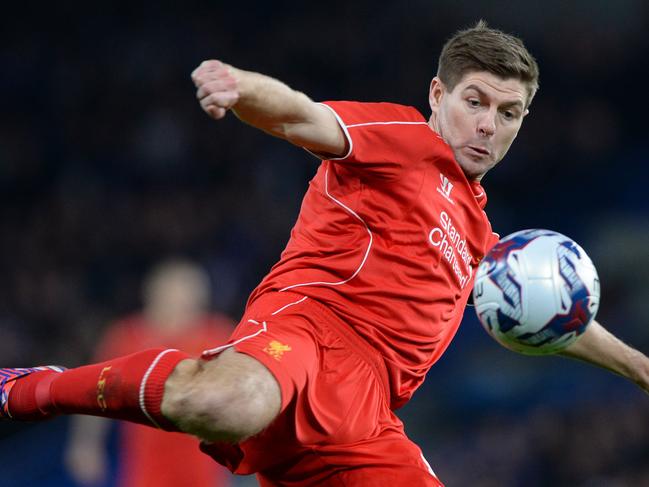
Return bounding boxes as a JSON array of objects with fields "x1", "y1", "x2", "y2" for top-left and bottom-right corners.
[
  {"x1": 227, "y1": 66, "x2": 315, "y2": 139},
  {"x1": 560, "y1": 320, "x2": 649, "y2": 393}
]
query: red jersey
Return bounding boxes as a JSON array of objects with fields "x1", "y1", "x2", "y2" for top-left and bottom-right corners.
[
  {"x1": 250, "y1": 101, "x2": 498, "y2": 409},
  {"x1": 96, "y1": 314, "x2": 234, "y2": 487}
]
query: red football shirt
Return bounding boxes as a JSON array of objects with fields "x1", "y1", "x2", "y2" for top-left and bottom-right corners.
[{"x1": 249, "y1": 101, "x2": 499, "y2": 409}]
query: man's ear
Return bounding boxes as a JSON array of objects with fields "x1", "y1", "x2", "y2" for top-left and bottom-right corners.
[{"x1": 429, "y1": 77, "x2": 445, "y2": 113}]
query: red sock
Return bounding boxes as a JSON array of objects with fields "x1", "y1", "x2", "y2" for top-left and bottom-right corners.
[{"x1": 8, "y1": 348, "x2": 190, "y2": 430}]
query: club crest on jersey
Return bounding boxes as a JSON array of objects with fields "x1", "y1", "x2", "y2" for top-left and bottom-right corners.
[
  {"x1": 437, "y1": 173, "x2": 454, "y2": 204},
  {"x1": 263, "y1": 340, "x2": 292, "y2": 361}
]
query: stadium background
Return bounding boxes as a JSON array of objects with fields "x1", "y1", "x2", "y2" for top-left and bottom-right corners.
[{"x1": 1, "y1": 1, "x2": 648, "y2": 485}]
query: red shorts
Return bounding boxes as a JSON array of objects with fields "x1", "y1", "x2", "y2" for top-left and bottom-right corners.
[{"x1": 201, "y1": 291, "x2": 443, "y2": 486}]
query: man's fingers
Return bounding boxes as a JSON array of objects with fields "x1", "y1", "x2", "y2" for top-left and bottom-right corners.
[
  {"x1": 192, "y1": 70, "x2": 237, "y2": 91},
  {"x1": 199, "y1": 91, "x2": 239, "y2": 109},
  {"x1": 191, "y1": 60, "x2": 222, "y2": 78},
  {"x1": 195, "y1": 78, "x2": 238, "y2": 100},
  {"x1": 206, "y1": 106, "x2": 227, "y2": 119},
  {"x1": 199, "y1": 91, "x2": 240, "y2": 119},
  {"x1": 199, "y1": 59, "x2": 224, "y2": 71},
  {"x1": 191, "y1": 60, "x2": 231, "y2": 85}
]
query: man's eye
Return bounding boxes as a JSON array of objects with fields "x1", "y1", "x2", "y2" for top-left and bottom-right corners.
[
  {"x1": 502, "y1": 110, "x2": 515, "y2": 120},
  {"x1": 468, "y1": 99, "x2": 480, "y2": 107}
]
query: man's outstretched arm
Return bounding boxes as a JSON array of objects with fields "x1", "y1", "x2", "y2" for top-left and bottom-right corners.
[
  {"x1": 191, "y1": 60, "x2": 348, "y2": 158},
  {"x1": 560, "y1": 320, "x2": 649, "y2": 394}
]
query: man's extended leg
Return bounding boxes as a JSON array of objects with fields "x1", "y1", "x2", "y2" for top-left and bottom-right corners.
[{"x1": 1, "y1": 348, "x2": 281, "y2": 442}]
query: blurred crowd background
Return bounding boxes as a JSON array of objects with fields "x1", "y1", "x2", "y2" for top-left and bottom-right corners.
[{"x1": 1, "y1": 1, "x2": 648, "y2": 486}]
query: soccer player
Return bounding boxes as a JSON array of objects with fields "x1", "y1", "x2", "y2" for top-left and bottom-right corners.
[
  {"x1": 1, "y1": 22, "x2": 648, "y2": 486},
  {"x1": 64, "y1": 259, "x2": 234, "y2": 487}
]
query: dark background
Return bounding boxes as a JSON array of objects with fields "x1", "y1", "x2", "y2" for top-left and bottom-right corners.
[{"x1": 1, "y1": 1, "x2": 648, "y2": 486}]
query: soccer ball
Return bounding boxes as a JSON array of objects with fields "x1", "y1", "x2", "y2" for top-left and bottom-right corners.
[{"x1": 472, "y1": 229, "x2": 600, "y2": 355}]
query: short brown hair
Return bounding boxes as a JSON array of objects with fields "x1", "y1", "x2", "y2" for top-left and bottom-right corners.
[{"x1": 437, "y1": 20, "x2": 540, "y2": 107}]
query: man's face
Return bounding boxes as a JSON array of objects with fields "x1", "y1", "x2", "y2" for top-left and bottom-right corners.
[{"x1": 428, "y1": 71, "x2": 529, "y2": 181}]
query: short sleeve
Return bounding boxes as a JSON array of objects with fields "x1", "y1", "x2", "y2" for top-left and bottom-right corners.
[{"x1": 319, "y1": 101, "x2": 437, "y2": 181}]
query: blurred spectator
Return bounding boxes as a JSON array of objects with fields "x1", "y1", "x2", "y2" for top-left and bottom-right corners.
[{"x1": 64, "y1": 259, "x2": 234, "y2": 487}]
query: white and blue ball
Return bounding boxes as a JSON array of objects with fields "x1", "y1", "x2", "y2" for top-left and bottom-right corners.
[{"x1": 473, "y1": 229, "x2": 600, "y2": 355}]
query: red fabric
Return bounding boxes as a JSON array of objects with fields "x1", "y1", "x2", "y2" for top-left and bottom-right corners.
[
  {"x1": 96, "y1": 314, "x2": 234, "y2": 487},
  {"x1": 4, "y1": 370, "x2": 58, "y2": 420},
  {"x1": 249, "y1": 101, "x2": 499, "y2": 409},
  {"x1": 4, "y1": 348, "x2": 189, "y2": 428},
  {"x1": 200, "y1": 293, "x2": 442, "y2": 486},
  {"x1": 205, "y1": 430, "x2": 444, "y2": 487},
  {"x1": 255, "y1": 428, "x2": 445, "y2": 487}
]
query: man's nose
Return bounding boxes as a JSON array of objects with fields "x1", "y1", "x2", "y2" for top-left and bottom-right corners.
[{"x1": 477, "y1": 110, "x2": 496, "y2": 137}]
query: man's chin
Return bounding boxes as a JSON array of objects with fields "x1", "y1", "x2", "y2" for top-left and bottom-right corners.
[{"x1": 456, "y1": 157, "x2": 493, "y2": 181}]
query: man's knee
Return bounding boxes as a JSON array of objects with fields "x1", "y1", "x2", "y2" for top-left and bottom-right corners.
[{"x1": 161, "y1": 348, "x2": 281, "y2": 442}]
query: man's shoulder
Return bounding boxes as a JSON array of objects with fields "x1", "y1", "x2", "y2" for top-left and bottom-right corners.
[{"x1": 321, "y1": 101, "x2": 427, "y2": 125}]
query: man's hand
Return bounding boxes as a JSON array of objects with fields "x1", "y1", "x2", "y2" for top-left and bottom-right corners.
[{"x1": 191, "y1": 60, "x2": 240, "y2": 120}]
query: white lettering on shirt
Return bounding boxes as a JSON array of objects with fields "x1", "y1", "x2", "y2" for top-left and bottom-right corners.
[{"x1": 428, "y1": 211, "x2": 474, "y2": 289}]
